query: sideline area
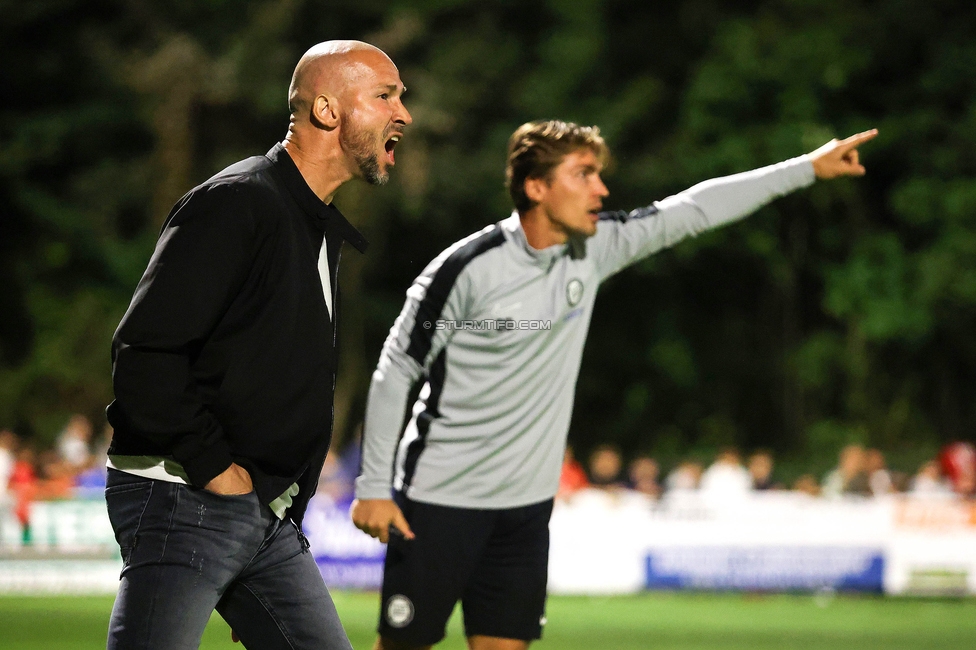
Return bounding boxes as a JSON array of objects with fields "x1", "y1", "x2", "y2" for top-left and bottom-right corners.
[
  {"x1": 5, "y1": 490, "x2": 975, "y2": 596},
  {"x1": 1, "y1": 591, "x2": 975, "y2": 650}
]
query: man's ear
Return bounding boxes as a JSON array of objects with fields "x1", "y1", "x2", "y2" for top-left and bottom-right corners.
[
  {"x1": 524, "y1": 177, "x2": 548, "y2": 204},
  {"x1": 312, "y1": 94, "x2": 340, "y2": 129}
]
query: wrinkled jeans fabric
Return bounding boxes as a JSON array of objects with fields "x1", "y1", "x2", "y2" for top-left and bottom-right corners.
[{"x1": 104, "y1": 468, "x2": 351, "y2": 650}]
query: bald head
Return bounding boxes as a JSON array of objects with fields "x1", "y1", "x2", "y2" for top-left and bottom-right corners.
[
  {"x1": 282, "y1": 40, "x2": 411, "y2": 198},
  {"x1": 288, "y1": 40, "x2": 397, "y2": 119}
]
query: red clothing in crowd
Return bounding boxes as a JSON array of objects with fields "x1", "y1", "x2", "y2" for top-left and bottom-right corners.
[
  {"x1": 558, "y1": 456, "x2": 590, "y2": 498},
  {"x1": 8, "y1": 458, "x2": 37, "y2": 526}
]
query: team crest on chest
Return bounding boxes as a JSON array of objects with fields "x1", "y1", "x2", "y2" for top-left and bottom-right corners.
[{"x1": 566, "y1": 278, "x2": 584, "y2": 307}]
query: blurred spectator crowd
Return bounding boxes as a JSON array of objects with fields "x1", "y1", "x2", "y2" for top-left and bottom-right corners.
[
  {"x1": 1, "y1": 415, "x2": 112, "y2": 544},
  {"x1": 556, "y1": 442, "x2": 976, "y2": 504},
  {"x1": 0, "y1": 416, "x2": 366, "y2": 546},
  {"x1": 1, "y1": 413, "x2": 975, "y2": 546}
]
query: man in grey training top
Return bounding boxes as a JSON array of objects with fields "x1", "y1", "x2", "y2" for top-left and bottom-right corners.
[{"x1": 352, "y1": 120, "x2": 876, "y2": 650}]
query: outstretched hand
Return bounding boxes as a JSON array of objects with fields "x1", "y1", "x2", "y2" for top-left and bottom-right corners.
[
  {"x1": 351, "y1": 498, "x2": 415, "y2": 543},
  {"x1": 808, "y1": 129, "x2": 878, "y2": 179}
]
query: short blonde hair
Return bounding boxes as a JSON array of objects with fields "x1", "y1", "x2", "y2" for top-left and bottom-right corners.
[{"x1": 505, "y1": 120, "x2": 609, "y2": 213}]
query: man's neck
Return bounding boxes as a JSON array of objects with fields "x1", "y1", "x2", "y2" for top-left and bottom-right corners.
[
  {"x1": 282, "y1": 131, "x2": 353, "y2": 204},
  {"x1": 518, "y1": 207, "x2": 567, "y2": 251}
]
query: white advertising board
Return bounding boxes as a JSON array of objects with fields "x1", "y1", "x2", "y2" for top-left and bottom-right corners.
[
  {"x1": 3, "y1": 492, "x2": 975, "y2": 596},
  {"x1": 548, "y1": 489, "x2": 976, "y2": 596}
]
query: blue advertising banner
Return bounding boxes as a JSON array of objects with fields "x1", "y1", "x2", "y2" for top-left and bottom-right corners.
[
  {"x1": 302, "y1": 497, "x2": 385, "y2": 589},
  {"x1": 645, "y1": 546, "x2": 884, "y2": 592}
]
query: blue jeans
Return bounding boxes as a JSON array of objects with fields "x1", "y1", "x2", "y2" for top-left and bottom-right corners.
[{"x1": 104, "y1": 468, "x2": 352, "y2": 650}]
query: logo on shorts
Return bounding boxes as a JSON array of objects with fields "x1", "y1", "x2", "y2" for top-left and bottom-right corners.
[
  {"x1": 566, "y1": 279, "x2": 584, "y2": 307},
  {"x1": 386, "y1": 595, "x2": 414, "y2": 628}
]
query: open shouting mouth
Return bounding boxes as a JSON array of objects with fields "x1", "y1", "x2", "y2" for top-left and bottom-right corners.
[{"x1": 384, "y1": 133, "x2": 402, "y2": 165}]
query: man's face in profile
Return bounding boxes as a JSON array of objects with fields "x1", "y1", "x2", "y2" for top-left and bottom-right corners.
[
  {"x1": 532, "y1": 148, "x2": 609, "y2": 240},
  {"x1": 339, "y1": 55, "x2": 411, "y2": 185}
]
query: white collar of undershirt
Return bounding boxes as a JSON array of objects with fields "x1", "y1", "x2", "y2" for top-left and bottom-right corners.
[{"x1": 317, "y1": 235, "x2": 332, "y2": 317}]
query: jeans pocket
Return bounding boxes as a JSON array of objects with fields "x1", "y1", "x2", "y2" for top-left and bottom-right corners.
[{"x1": 105, "y1": 481, "x2": 154, "y2": 568}]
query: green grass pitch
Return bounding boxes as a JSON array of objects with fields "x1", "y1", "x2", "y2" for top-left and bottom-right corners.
[{"x1": 1, "y1": 591, "x2": 975, "y2": 649}]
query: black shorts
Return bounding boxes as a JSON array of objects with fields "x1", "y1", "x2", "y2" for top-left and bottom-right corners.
[{"x1": 377, "y1": 492, "x2": 554, "y2": 645}]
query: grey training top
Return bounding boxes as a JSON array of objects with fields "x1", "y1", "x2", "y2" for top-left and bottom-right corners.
[{"x1": 355, "y1": 155, "x2": 815, "y2": 509}]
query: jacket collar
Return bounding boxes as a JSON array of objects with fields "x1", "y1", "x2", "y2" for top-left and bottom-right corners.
[
  {"x1": 266, "y1": 143, "x2": 369, "y2": 253},
  {"x1": 501, "y1": 213, "x2": 586, "y2": 268}
]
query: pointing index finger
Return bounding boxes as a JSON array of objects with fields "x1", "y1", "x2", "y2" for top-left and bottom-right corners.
[{"x1": 838, "y1": 129, "x2": 879, "y2": 150}]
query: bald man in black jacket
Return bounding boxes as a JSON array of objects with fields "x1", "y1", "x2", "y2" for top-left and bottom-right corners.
[{"x1": 104, "y1": 40, "x2": 411, "y2": 650}]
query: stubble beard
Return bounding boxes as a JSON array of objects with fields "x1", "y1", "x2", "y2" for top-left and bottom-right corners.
[
  {"x1": 551, "y1": 214, "x2": 597, "y2": 241},
  {"x1": 342, "y1": 121, "x2": 388, "y2": 186}
]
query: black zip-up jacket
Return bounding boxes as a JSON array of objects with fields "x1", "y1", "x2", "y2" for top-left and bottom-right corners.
[{"x1": 107, "y1": 143, "x2": 367, "y2": 525}]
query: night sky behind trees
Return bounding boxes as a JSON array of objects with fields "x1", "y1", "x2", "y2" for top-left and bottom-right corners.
[{"x1": 2, "y1": 0, "x2": 975, "y2": 481}]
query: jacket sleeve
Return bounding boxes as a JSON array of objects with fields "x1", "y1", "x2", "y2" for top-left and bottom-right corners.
[
  {"x1": 589, "y1": 155, "x2": 816, "y2": 280},
  {"x1": 354, "y1": 256, "x2": 470, "y2": 501},
  {"x1": 108, "y1": 182, "x2": 259, "y2": 487}
]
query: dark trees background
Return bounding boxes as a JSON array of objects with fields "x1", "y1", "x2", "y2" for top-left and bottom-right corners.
[{"x1": 2, "y1": 0, "x2": 975, "y2": 481}]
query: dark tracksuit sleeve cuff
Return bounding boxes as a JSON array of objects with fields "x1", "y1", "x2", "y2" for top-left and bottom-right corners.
[{"x1": 174, "y1": 435, "x2": 234, "y2": 488}]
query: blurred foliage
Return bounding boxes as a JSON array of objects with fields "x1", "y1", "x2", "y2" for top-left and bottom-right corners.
[{"x1": 1, "y1": 0, "x2": 975, "y2": 481}]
